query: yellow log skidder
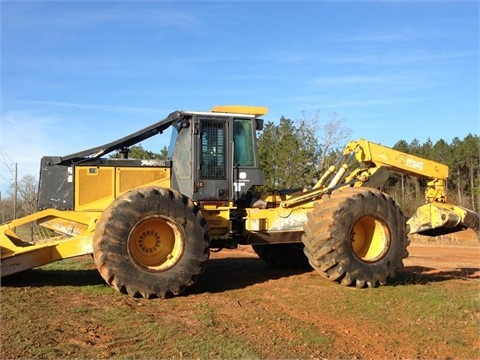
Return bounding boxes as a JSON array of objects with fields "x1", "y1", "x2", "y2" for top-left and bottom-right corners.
[{"x1": 1, "y1": 106, "x2": 478, "y2": 298}]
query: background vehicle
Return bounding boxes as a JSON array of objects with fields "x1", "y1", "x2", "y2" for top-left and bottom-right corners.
[{"x1": 1, "y1": 105, "x2": 477, "y2": 298}]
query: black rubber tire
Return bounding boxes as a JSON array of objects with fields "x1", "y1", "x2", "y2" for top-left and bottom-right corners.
[
  {"x1": 93, "y1": 187, "x2": 210, "y2": 298},
  {"x1": 252, "y1": 243, "x2": 311, "y2": 269},
  {"x1": 302, "y1": 187, "x2": 409, "y2": 288}
]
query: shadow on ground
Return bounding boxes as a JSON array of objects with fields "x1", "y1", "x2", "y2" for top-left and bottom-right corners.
[
  {"x1": 1, "y1": 256, "x2": 311, "y2": 295},
  {"x1": 393, "y1": 265, "x2": 479, "y2": 285},
  {"x1": 1, "y1": 268, "x2": 105, "y2": 288},
  {"x1": 2, "y1": 255, "x2": 477, "y2": 294},
  {"x1": 188, "y1": 256, "x2": 311, "y2": 295}
]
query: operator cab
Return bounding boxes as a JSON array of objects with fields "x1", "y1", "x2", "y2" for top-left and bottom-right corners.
[{"x1": 168, "y1": 106, "x2": 266, "y2": 202}]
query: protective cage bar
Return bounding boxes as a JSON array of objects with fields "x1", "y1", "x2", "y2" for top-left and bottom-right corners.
[{"x1": 200, "y1": 121, "x2": 226, "y2": 180}]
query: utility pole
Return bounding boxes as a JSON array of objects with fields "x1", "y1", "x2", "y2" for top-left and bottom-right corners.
[{"x1": 13, "y1": 162, "x2": 17, "y2": 219}]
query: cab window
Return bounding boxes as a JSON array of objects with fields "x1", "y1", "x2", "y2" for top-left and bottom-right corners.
[
  {"x1": 200, "y1": 120, "x2": 226, "y2": 179},
  {"x1": 233, "y1": 119, "x2": 255, "y2": 166}
]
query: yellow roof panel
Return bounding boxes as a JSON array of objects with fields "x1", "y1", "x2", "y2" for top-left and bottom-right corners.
[{"x1": 210, "y1": 105, "x2": 268, "y2": 117}]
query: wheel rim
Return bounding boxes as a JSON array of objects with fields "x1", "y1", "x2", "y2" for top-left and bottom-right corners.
[
  {"x1": 128, "y1": 216, "x2": 184, "y2": 272},
  {"x1": 350, "y1": 215, "x2": 390, "y2": 262}
]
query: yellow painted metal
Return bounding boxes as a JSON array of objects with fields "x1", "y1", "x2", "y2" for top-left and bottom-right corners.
[
  {"x1": 343, "y1": 139, "x2": 449, "y2": 180},
  {"x1": 1, "y1": 164, "x2": 172, "y2": 276},
  {"x1": 75, "y1": 166, "x2": 171, "y2": 211},
  {"x1": 198, "y1": 136, "x2": 475, "y2": 239},
  {"x1": 201, "y1": 204, "x2": 232, "y2": 238},
  {"x1": 245, "y1": 208, "x2": 270, "y2": 231},
  {"x1": 279, "y1": 187, "x2": 325, "y2": 209},
  {"x1": 200, "y1": 200, "x2": 313, "y2": 242},
  {"x1": 424, "y1": 179, "x2": 447, "y2": 203},
  {"x1": 1, "y1": 234, "x2": 95, "y2": 277},
  {"x1": 116, "y1": 167, "x2": 170, "y2": 195},
  {"x1": 407, "y1": 202, "x2": 479, "y2": 235},
  {"x1": 244, "y1": 205, "x2": 312, "y2": 244},
  {"x1": 127, "y1": 216, "x2": 184, "y2": 272},
  {"x1": 210, "y1": 105, "x2": 268, "y2": 117},
  {"x1": 276, "y1": 137, "x2": 478, "y2": 236},
  {"x1": 75, "y1": 166, "x2": 115, "y2": 210},
  {"x1": 340, "y1": 140, "x2": 478, "y2": 234},
  {"x1": 351, "y1": 216, "x2": 390, "y2": 262},
  {"x1": 245, "y1": 205, "x2": 312, "y2": 232},
  {"x1": 1, "y1": 209, "x2": 101, "y2": 276}
]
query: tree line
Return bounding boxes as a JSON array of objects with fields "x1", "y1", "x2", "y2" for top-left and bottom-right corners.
[{"x1": 1, "y1": 115, "x2": 478, "y2": 222}]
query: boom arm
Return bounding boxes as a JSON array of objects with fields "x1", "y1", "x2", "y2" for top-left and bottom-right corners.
[
  {"x1": 281, "y1": 139, "x2": 479, "y2": 236},
  {"x1": 342, "y1": 139, "x2": 449, "y2": 203},
  {"x1": 53, "y1": 111, "x2": 183, "y2": 165},
  {"x1": 343, "y1": 139, "x2": 448, "y2": 179}
]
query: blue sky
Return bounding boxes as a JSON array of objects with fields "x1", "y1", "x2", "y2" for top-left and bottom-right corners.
[{"x1": 1, "y1": 1, "x2": 478, "y2": 193}]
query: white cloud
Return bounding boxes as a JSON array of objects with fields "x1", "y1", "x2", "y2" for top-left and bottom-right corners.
[
  {"x1": 16, "y1": 100, "x2": 164, "y2": 114},
  {"x1": 4, "y1": 3, "x2": 203, "y2": 32}
]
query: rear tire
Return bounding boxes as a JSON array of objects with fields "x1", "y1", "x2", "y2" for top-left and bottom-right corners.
[
  {"x1": 302, "y1": 187, "x2": 409, "y2": 288},
  {"x1": 252, "y1": 243, "x2": 311, "y2": 269},
  {"x1": 93, "y1": 187, "x2": 210, "y2": 298}
]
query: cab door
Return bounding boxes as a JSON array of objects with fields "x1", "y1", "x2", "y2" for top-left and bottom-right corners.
[{"x1": 195, "y1": 117, "x2": 231, "y2": 201}]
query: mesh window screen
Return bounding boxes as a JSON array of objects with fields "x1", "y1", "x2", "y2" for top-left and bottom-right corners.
[{"x1": 201, "y1": 121, "x2": 226, "y2": 179}]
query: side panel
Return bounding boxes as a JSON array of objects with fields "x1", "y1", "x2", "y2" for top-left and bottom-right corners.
[
  {"x1": 38, "y1": 157, "x2": 173, "y2": 211},
  {"x1": 116, "y1": 167, "x2": 170, "y2": 195},
  {"x1": 38, "y1": 157, "x2": 74, "y2": 210},
  {"x1": 75, "y1": 166, "x2": 115, "y2": 210},
  {"x1": 75, "y1": 166, "x2": 171, "y2": 211}
]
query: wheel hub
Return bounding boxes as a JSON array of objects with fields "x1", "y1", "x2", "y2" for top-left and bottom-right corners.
[
  {"x1": 128, "y1": 216, "x2": 184, "y2": 272},
  {"x1": 138, "y1": 231, "x2": 161, "y2": 253},
  {"x1": 350, "y1": 215, "x2": 390, "y2": 262}
]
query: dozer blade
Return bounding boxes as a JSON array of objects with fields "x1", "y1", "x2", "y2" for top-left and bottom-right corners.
[{"x1": 407, "y1": 203, "x2": 479, "y2": 237}]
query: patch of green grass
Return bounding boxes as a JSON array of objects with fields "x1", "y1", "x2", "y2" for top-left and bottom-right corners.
[
  {"x1": 40, "y1": 255, "x2": 94, "y2": 271},
  {"x1": 298, "y1": 322, "x2": 331, "y2": 348},
  {"x1": 171, "y1": 333, "x2": 261, "y2": 359},
  {"x1": 193, "y1": 303, "x2": 218, "y2": 327},
  {"x1": 92, "y1": 303, "x2": 261, "y2": 359}
]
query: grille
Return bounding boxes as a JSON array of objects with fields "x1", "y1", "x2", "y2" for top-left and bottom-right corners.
[{"x1": 201, "y1": 121, "x2": 226, "y2": 179}]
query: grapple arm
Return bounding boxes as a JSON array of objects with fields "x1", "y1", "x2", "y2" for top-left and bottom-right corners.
[
  {"x1": 407, "y1": 203, "x2": 479, "y2": 236},
  {"x1": 293, "y1": 139, "x2": 479, "y2": 237}
]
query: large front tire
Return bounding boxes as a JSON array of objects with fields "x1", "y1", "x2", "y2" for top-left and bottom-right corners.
[
  {"x1": 93, "y1": 187, "x2": 210, "y2": 298},
  {"x1": 302, "y1": 187, "x2": 409, "y2": 288}
]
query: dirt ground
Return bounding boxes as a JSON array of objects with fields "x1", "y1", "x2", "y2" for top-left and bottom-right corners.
[
  {"x1": 405, "y1": 229, "x2": 479, "y2": 278},
  {"x1": 226, "y1": 230, "x2": 480, "y2": 278},
  {"x1": 1, "y1": 229, "x2": 479, "y2": 359}
]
